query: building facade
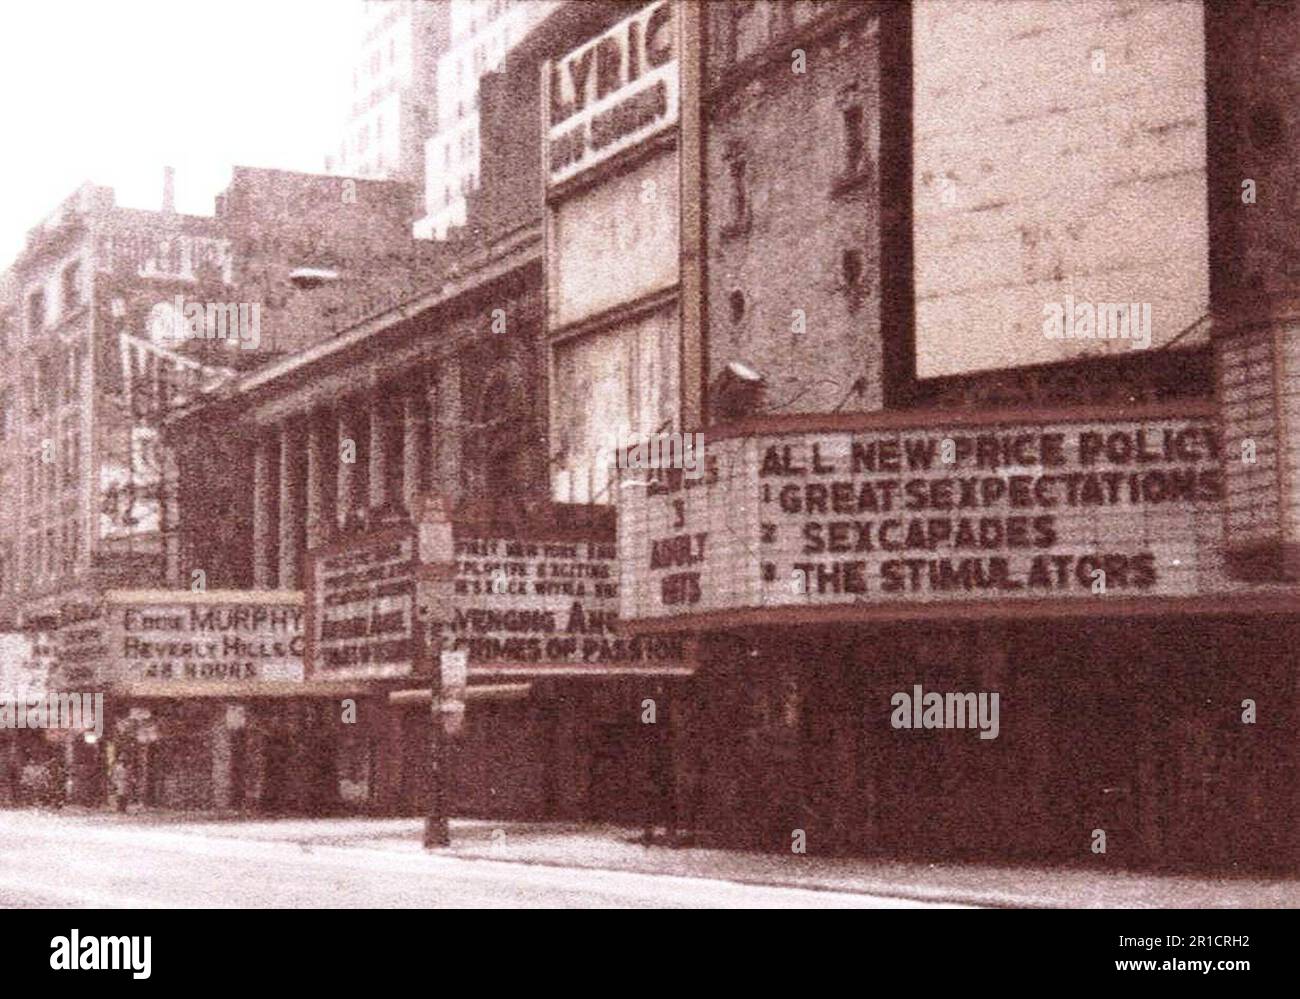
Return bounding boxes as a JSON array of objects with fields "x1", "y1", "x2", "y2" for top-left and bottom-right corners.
[
  {"x1": 609, "y1": 0, "x2": 1299, "y2": 871},
  {"x1": 155, "y1": 1, "x2": 688, "y2": 825},
  {"x1": 149, "y1": 0, "x2": 1300, "y2": 869},
  {"x1": 0, "y1": 167, "x2": 430, "y2": 806}
]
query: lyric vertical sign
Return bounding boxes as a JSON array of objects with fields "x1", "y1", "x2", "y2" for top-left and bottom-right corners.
[{"x1": 546, "y1": 0, "x2": 679, "y2": 187}]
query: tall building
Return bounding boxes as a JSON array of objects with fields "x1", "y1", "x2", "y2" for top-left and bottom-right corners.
[
  {"x1": 0, "y1": 180, "x2": 227, "y2": 635},
  {"x1": 415, "y1": 0, "x2": 558, "y2": 239},
  {"x1": 326, "y1": 0, "x2": 451, "y2": 195}
]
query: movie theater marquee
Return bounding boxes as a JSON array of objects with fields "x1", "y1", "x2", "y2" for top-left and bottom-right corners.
[
  {"x1": 58, "y1": 591, "x2": 305, "y2": 689},
  {"x1": 618, "y1": 415, "x2": 1237, "y2": 622},
  {"x1": 546, "y1": 0, "x2": 678, "y2": 188},
  {"x1": 307, "y1": 520, "x2": 683, "y2": 680},
  {"x1": 447, "y1": 534, "x2": 681, "y2": 670}
]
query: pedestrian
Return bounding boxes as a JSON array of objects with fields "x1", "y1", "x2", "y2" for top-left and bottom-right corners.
[
  {"x1": 48, "y1": 755, "x2": 66, "y2": 809},
  {"x1": 111, "y1": 758, "x2": 129, "y2": 813}
]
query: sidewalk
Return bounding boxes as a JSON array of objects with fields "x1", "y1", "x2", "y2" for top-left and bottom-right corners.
[
  {"x1": 428, "y1": 821, "x2": 1300, "y2": 908},
  {"x1": 44, "y1": 808, "x2": 1300, "y2": 908}
]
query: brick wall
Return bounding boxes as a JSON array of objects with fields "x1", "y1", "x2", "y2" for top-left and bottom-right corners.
[{"x1": 706, "y1": 3, "x2": 888, "y2": 416}]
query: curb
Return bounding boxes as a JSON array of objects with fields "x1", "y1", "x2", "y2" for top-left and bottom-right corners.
[{"x1": 433, "y1": 846, "x2": 1044, "y2": 908}]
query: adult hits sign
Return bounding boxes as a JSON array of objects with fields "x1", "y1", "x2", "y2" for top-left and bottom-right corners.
[{"x1": 618, "y1": 412, "x2": 1244, "y2": 622}]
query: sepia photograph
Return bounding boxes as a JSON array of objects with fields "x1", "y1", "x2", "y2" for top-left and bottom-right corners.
[{"x1": 0, "y1": 0, "x2": 1293, "y2": 973}]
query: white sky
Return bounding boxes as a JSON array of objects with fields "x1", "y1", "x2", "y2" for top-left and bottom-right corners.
[{"x1": 0, "y1": 0, "x2": 366, "y2": 269}]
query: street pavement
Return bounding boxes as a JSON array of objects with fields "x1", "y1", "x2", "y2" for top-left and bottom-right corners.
[
  {"x1": 5, "y1": 809, "x2": 1293, "y2": 908},
  {"x1": 0, "y1": 810, "x2": 963, "y2": 908}
]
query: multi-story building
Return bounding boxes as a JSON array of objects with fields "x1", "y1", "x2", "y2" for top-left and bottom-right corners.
[
  {"x1": 415, "y1": 0, "x2": 558, "y2": 239},
  {"x1": 326, "y1": 0, "x2": 451, "y2": 197},
  {"x1": 0, "y1": 181, "x2": 204, "y2": 626},
  {"x1": 610, "y1": 0, "x2": 1299, "y2": 871},
  {"x1": 0, "y1": 166, "x2": 428, "y2": 802},
  {"x1": 158, "y1": 1, "x2": 671, "y2": 821}
]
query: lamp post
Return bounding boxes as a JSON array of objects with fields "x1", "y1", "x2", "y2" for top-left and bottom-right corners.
[
  {"x1": 423, "y1": 616, "x2": 450, "y2": 848},
  {"x1": 415, "y1": 491, "x2": 458, "y2": 849},
  {"x1": 424, "y1": 639, "x2": 469, "y2": 847}
]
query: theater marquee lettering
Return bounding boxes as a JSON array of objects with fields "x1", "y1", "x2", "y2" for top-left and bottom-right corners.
[
  {"x1": 449, "y1": 535, "x2": 681, "y2": 667},
  {"x1": 95, "y1": 232, "x2": 233, "y2": 283},
  {"x1": 618, "y1": 418, "x2": 1234, "y2": 620},
  {"x1": 311, "y1": 535, "x2": 417, "y2": 680},
  {"x1": 307, "y1": 527, "x2": 684, "y2": 677},
  {"x1": 114, "y1": 601, "x2": 304, "y2": 683},
  {"x1": 546, "y1": 0, "x2": 678, "y2": 187},
  {"x1": 54, "y1": 599, "x2": 108, "y2": 688}
]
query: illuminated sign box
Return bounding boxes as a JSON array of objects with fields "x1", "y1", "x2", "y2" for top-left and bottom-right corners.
[
  {"x1": 617, "y1": 407, "x2": 1266, "y2": 624},
  {"x1": 52, "y1": 595, "x2": 110, "y2": 691},
  {"x1": 911, "y1": 0, "x2": 1207, "y2": 377},
  {"x1": 306, "y1": 529, "x2": 420, "y2": 682},
  {"x1": 548, "y1": 153, "x2": 680, "y2": 328},
  {"x1": 545, "y1": 0, "x2": 679, "y2": 189},
  {"x1": 306, "y1": 505, "x2": 684, "y2": 681},
  {"x1": 0, "y1": 631, "x2": 55, "y2": 702},
  {"x1": 446, "y1": 524, "x2": 682, "y2": 673},
  {"x1": 54, "y1": 591, "x2": 305, "y2": 690}
]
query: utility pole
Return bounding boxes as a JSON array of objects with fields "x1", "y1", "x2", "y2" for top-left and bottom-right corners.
[
  {"x1": 425, "y1": 638, "x2": 468, "y2": 847},
  {"x1": 423, "y1": 615, "x2": 449, "y2": 848},
  {"x1": 415, "y1": 491, "x2": 458, "y2": 849}
]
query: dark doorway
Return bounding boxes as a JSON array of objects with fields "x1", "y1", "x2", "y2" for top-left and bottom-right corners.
[
  {"x1": 229, "y1": 729, "x2": 246, "y2": 809},
  {"x1": 587, "y1": 722, "x2": 655, "y2": 824},
  {"x1": 399, "y1": 706, "x2": 431, "y2": 816},
  {"x1": 262, "y1": 736, "x2": 294, "y2": 814}
]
